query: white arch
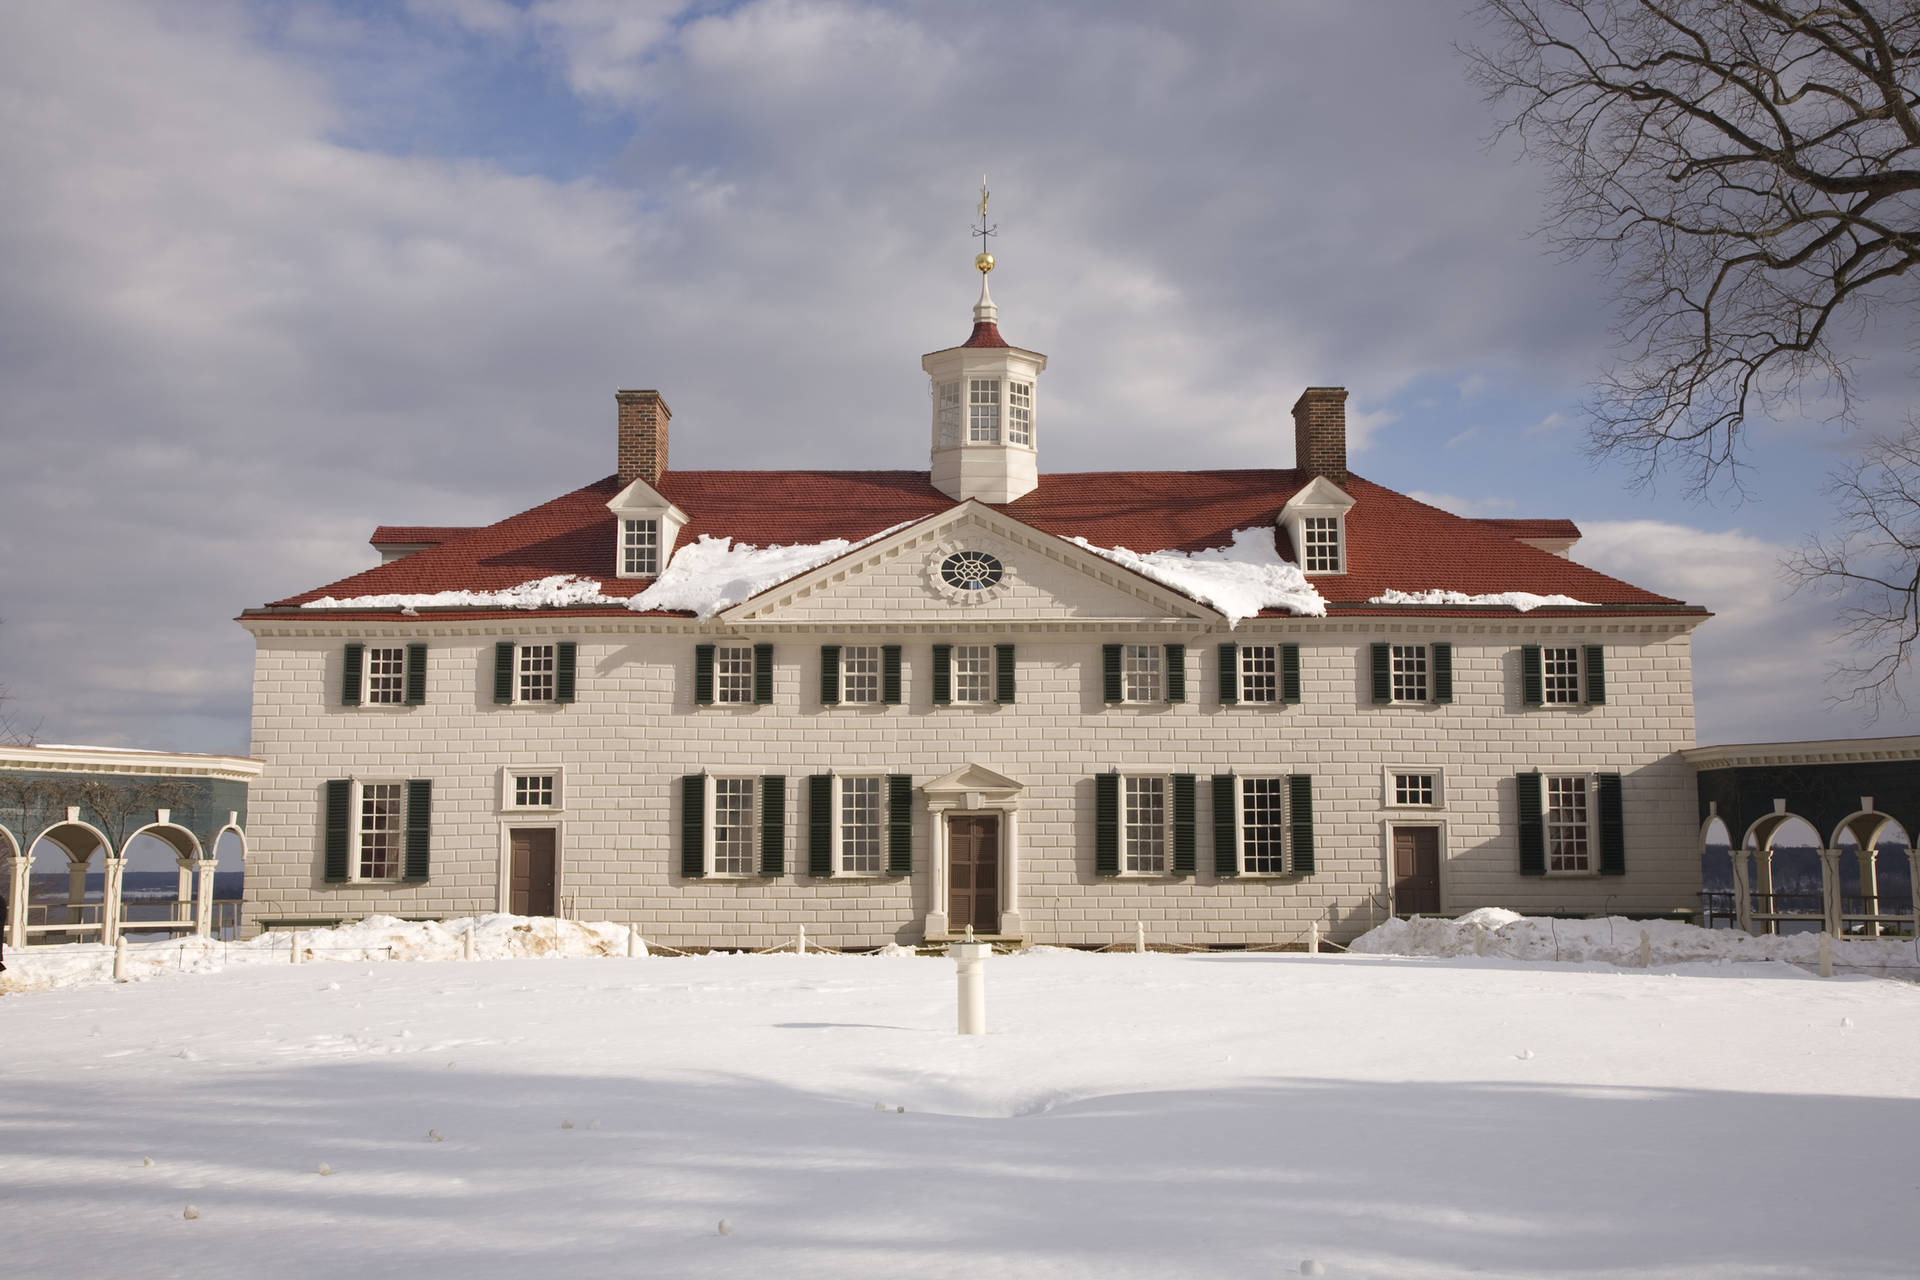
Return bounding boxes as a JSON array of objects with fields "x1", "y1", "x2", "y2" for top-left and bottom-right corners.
[
  {"x1": 211, "y1": 823, "x2": 247, "y2": 864},
  {"x1": 1829, "y1": 809, "x2": 1911, "y2": 852},
  {"x1": 29, "y1": 818, "x2": 113, "y2": 864},
  {"x1": 120, "y1": 822, "x2": 204, "y2": 863}
]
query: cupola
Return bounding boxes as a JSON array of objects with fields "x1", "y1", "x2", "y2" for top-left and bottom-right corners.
[{"x1": 923, "y1": 187, "x2": 1047, "y2": 503}]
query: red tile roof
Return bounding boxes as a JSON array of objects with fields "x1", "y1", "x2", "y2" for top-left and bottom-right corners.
[
  {"x1": 1472, "y1": 518, "x2": 1581, "y2": 541},
  {"x1": 369, "y1": 525, "x2": 482, "y2": 547},
  {"x1": 959, "y1": 320, "x2": 1009, "y2": 348},
  {"x1": 255, "y1": 469, "x2": 1696, "y2": 617}
]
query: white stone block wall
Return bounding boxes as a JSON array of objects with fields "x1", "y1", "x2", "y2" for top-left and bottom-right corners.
[{"x1": 242, "y1": 613, "x2": 1701, "y2": 949}]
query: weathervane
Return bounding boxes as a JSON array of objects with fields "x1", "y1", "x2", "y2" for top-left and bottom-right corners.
[{"x1": 973, "y1": 175, "x2": 996, "y2": 273}]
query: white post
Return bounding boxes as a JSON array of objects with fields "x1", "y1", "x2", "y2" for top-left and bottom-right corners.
[
  {"x1": 1308, "y1": 922, "x2": 1320, "y2": 955},
  {"x1": 463, "y1": 928, "x2": 475, "y2": 961},
  {"x1": 798, "y1": 924, "x2": 806, "y2": 955},
  {"x1": 1134, "y1": 921, "x2": 1145, "y2": 954},
  {"x1": 1818, "y1": 930, "x2": 1834, "y2": 979},
  {"x1": 1637, "y1": 928, "x2": 1652, "y2": 968},
  {"x1": 113, "y1": 933, "x2": 128, "y2": 981},
  {"x1": 951, "y1": 938, "x2": 989, "y2": 1035},
  {"x1": 626, "y1": 924, "x2": 639, "y2": 958},
  {"x1": 290, "y1": 930, "x2": 302, "y2": 965}
]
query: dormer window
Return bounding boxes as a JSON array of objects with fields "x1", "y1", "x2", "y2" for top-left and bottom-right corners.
[
  {"x1": 621, "y1": 518, "x2": 659, "y2": 576},
  {"x1": 1008, "y1": 381, "x2": 1033, "y2": 445},
  {"x1": 1302, "y1": 516, "x2": 1342, "y2": 573},
  {"x1": 969, "y1": 379, "x2": 1001, "y2": 442}
]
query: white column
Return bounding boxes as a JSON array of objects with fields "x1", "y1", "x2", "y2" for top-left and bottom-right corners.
[
  {"x1": 1755, "y1": 849, "x2": 1775, "y2": 934},
  {"x1": 999, "y1": 807, "x2": 1023, "y2": 937},
  {"x1": 1817, "y1": 848, "x2": 1842, "y2": 937},
  {"x1": 6, "y1": 855, "x2": 28, "y2": 949},
  {"x1": 1731, "y1": 851, "x2": 1753, "y2": 935},
  {"x1": 1906, "y1": 848, "x2": 1920, "y2": 939},
  {"x1": 193, "y1": 858, "x2": 217, "y2": 938},
  {"x1": 102, "y1": 856, "x2": 126, "y2": 941},
  {"x1": 1857, "y1": 847, "x2": 1880, "y2": 938},
  {"x1": 66, "y1": 857, "x2": 88, "y2": 926},
  {"x1": 951, "y1": 940, "x2": 989, "y2": 1035},
  {"x1": 924, "y1": 805, "x2": 950, "y2": 939}
]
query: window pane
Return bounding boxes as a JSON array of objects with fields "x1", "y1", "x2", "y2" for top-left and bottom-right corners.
[
  {"x1": 1394, "y1": 773, "x2": 1435, "y2": 806},
  {"x1": 1543, "y1": 646, "x2": 1581, "y2": 704},
  {"x1": 1242, "y1": 777, "x2": 1286, "y2": 874},
  {"x1": 841, "y1": 645, "x2": 880, "y2": 704},
  {"x1": 1239, "y1": 644, "x2": 1278, "y2": 703},
  {"x1": 937, "y1": 381, "x2": 963, "y2": 447},
  {"x1": 366, "y1": 647, "x2": 405, "y2": 704},
  {"x1": 514, "y1": 774, "x2": 555, "y2": 808},
  {"x1": 622, "y1": 518, "x2": 659, "y2": 576},
  {"x1": 1303, "y1": 516, "x2": 1342, "y2": 572},
  {"x1": 1008, "y1": 381, "x2": 1033, "y2": 445},
  {"x1": 1546, "y1": 775, "x2": 1589, "y2": 873},
  {"x1": 840, "y1": 776, "x2": 883, "y2": 873},
  {"x1": 1124, "y1": 777, "x2": 1166, "y2": 873},
  {"x1": 716, "y1": 646, "x2": 755, "y2": 704},
  {"x1": 969, "y1": 379, "x2": 1001, "y2": 443},
  {"x1": 1391, "y1": 645, "x2": 1428, "y2": 702},
  {"x1": 359, "y1": 783, "x2": 403, "y2": 879},
  {"x1": 713, "y1": 778, "x2": 757, "y2": 875},
  {"x1": 953, "y1": 644, "x2": 992, "y2": 703},
  {"x1": 1124, "y1": 644, "x2": 1162, "y2": 702},
  {"x1": 519, "y1": 644, "x2": 556, "y2": 702}
]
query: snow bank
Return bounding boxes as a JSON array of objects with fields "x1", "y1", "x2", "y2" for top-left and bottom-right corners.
[
  {"x1": 1069, "y1": 527, "x2": 1327, "y2": 624},
  {"x1": 627, "y1": 533, "x2": 856, "y2": 617},
  {"x1": 1367, "y1": 588, "x2": 1593, "y2": 611},
  {"x1": 0, "y1": 914, "x2": 638, "y2": 993},
  {"x1": 1351, "y1": 908, "x2": 1920, "y2": 973},
  {"x1": 302, "y1": 575, "x2": 622, "y2": 612}
]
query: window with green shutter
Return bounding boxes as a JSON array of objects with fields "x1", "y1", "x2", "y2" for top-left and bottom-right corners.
[
  {"x1": 882, "y1": 645, "x2": 902, "y2": 705},
  {"x1": 1516, "y1": 771, "x2": 1545, "y2": 876},
  {"x1": 1431, "y1": 642, "x2": 1453, "y2": 704},
  {"x1": 694, "y1": 644, "x2": 715, "y2": 706},
  {"x1": 887, "y1": 774, "x2": 913, "y2": 874},
  {"x1": 404, "y1": 644, "x2": 427, "y2": 706},
  {"x1": 753, "y1": 644, "x2": 774, "y2": 705},
  {"x1": 1211, "y1": 774, "x2": 1237, "y2": 877},
  {"x1": 554, "y1": 642, "x2": 577, "y2": 704},
  {"x1": 1287, "y1": 774, "x2": 1314, "y2": 874},
  {"x1": 403, "y1": 779, "x2": 432, "y2": 881},
  {"x1": 1217, "y1": 643, "x2": 1238, "y2": 705},
  {"x1": 931, "y1": 644, "x2": 952, "y2": 705},
  {"x1": 1165, "y1": 643, "x2": 1186, "y2": 703},
  {"x1": 680, "y1": 775, "x2": 705, "y2": 878},
  {"x1": 1171, "y1": 774, "x2": 1196, "y2": 876},
  {"x1": 1094, "y1": 773, "x2": 1120, "y2": 876},
  {"x1": 342, "y1": 644, "x2": 364, "y2": 707},
  {"x1": 1102, "y1": 644, "x2": 1123, "y2": 704},
  {"x1": 995, "y1": 643, "x2": 1016, "y2": 703},
  {"x1": 1370, "y1": 643, "x2": 1392, "y2": 704},
  {"x1": 1584, "y1": 645, "x2": 1607, "y2": 705},
  {"x1": 494, "y1": 642, "x2": 516, "y2": 704},
  {"x1": 760, "y1": 775, "x2": 786, "y2": 876},
  {"x1": 1280, "y1": 643, "x2": 1301, "y2": 704},
  {"x1": 1597, "y1": 772, "x2": 1625, "y2": 875},
  {"x1": 808, "y1": 774, "x2": 834, "y2": 877},
  {"x1": 323, "y1": 779, "x2": 352, "y2": 883},
  {"x1": 1521, "y1": 645, "x2": 1544, "y2": 706},
  {"x1": 820, "y1": 645, "x2": 841, "y2": 705}
]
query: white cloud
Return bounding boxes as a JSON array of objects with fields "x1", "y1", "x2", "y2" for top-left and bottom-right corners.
[
  {"x1": 1525, "y1": 410, "x2": 1571, "y2": 436},
  {"x1": 1404, "y1": 491, "x2": 1516, "y2": 517},
  {"x1": 1445, "y1": 427, "x2": 1482, "y2": 449}
]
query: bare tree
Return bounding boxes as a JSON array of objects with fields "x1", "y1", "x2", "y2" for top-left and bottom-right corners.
[
  {"x1": 1465, "y1": 0, "x2": 1920, "y2": 491},
  {"x1": 1785, "y1": 421, "x2": 1920, "y2": 712},
  {"x1": 0, "y1": 618, "x2": 36, "y2": 746}
]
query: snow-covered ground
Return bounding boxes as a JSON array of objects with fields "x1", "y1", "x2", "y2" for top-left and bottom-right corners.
[{"x1": 5, "y1": 921, "x2": 1920, "y2": 1279}]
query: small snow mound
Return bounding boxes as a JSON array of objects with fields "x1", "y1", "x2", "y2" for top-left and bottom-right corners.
[
  {"x1": 1367, "y1": 588, "x2": 1593, "y2": 611},
  {"x1": 873, "y1": 942, "x2": 920, "y2": 957},
  {"x1": 1068, "y1": 527, "x2": 1327, "y2": 624},
  {"x1": 304, "y1": 574, "x2": 621, "y2": 611},
  {"x1": 628, "y1": 525, "x2": 911, "y2": 618}
]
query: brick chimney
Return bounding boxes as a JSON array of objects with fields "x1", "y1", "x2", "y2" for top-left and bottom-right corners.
[
  {"x1": 616, "y1": 389, "x2": 671, "y2": 486},
  {"x1": 1291, "y1": 387, "x2": 1347, "y2": 484}
]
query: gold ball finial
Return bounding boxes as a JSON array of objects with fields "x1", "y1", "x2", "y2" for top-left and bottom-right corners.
[{"x1": 975, "y1": 251, "x2": 995, "y2": 273}]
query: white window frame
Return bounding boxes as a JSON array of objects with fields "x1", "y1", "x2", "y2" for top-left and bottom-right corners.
[
  {"x1": 1007, "y1": 380, "x2": 1034, "y2": 446},
  {"x1": 605, "y1": 478, "x2": 689, "y2": 580},
  {"x1": 1390, "y1": 644, "x2": 1430, "y2": 704},
  {"x1": 1301, "y1": 515, "x2": 1343, "y2": 573},
  {"x1": 517, "y1": 642, "x2": 558, "y2": 703},
  {"x1": 1278, "y1": 476, "x2": 1354, "y2": 578},
  {"x1": 936, "y1": 380, "x2": 964, "y2": 446},
  {"x1": 833, "y1": 774, "x2": 888, "y2": 876},
  {"x1": 1237, "y1": 774, "x2": 1291, "y2": 876},
  {"x1": 1121, "y1": 774, "x2": 1170, "y2": 875},
  {"x1": 1239, "y1": 643, "x2": 1279, "y2": 703},
  {"x1": 951, "y1": 644, "x2": 994, "y2": 705},
  {"x1": 620, "y1": 517, "x2": 660, "y2": 577},
  {"x1": 353, "y1": 779, "x2": 406, "y2": 883},
  {"x1": 714, "y1": 645, "x2": 756, "y2": 706},
  {"x1": 1541, "y1": 645, "x2": 1584, "y2": 705},
  {"x1": 840, "y1": 645, "x2": 881, "y2": 705},
  {"x1": 499, "y1": 765, "x2": 566, "y2": 813},
  {"x1": 705, "y1": 774, "x2": 760, "y2": 878},
  {"x1": 1543, "y1": 773, "x2": 1594, "y2": 876},
  {"x1": 969, "y1": 378, "x2": 1001, "y2": 443},
  {"x1": 362, "y1": 645, "x2": 407, "y2": 706},
  {"x1": 1123, "y1": 644, "x2": 1163, "y2": 703},
  {"x1": 1383, "y1": 768, "x2": 1444, "y2": 809}
]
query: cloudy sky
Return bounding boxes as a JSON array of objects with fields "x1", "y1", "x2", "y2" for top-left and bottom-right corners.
[{"x1": 2, "y1": 0, "x2": 1916, "y2": 755}]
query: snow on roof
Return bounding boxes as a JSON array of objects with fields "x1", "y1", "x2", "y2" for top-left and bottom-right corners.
[
  {"x1": 302, "y1": 575, "x2": 622, "y2": 613},
  {"x1": 630, "y1": 522, "x2": 919, "y2": 618},
  {"x1": 1367, "y1": 588, "x2": 1595, "y2": 611},
  {"x1": 1070, "y1": 527, "x2": 1327, "y2": 624}
]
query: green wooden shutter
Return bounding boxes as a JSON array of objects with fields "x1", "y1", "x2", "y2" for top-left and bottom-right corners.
[
  {"x1": 1585, "y1": 645, "x2": 1607, "y2": 705},
  {"x1": 753, "y1": 644, "x2": 774, "y2": 705},
  {"x1": 809, "y1": 774, "x2": 834, "y2": 877},
  {"x1": 1521, "y1": 645, "x2": 1543, "y2": 706},
  {"x1": 1517, "y1": 771, "x2": 1545, "y2": 876},
  {"x1": 694, "y1": 644, "x2": 715, "y2": 705},
  {"x1": 1171, "y1": 774, "x2": 1196, "y2": 876},
  {"x1": 1597, "y1": 772, "x2": 1625, "y2": 875},
  {"x1": 931, "y1": 644, "x2": 952, "y2": 705},
  {"x1": 1280, "y1": 643, "x2": 1301, "y2": 704},
  {"x1": 1212, "y1": 774, "x2": 1238, "y2": 877},
  {"x1": 1287, "y1": 774, "x2": 1314, "y2": 875},
  {"x1": 1431, "y1": 642, "x2": 1453, "y2": 704},
  {"x1": 995, "y1": 643, "x2": 1016, "y2": 704},
  {"x1": 680, "y1": 775, "x2": 705, "y2": 878},
  {"x1": 820, "y1": 645, "x2": 841, "y2": 706},
  {"x1": 323, "y1": 779, "x2": 351, "y2": 882},
  {"x1": 555, "y1": 642, "x2": 577, "y2": 704},
  {"x1": 1217, "y1": 643, "x2": 1238, "y2": 705},
  {"x1": 1094, "y1": 773, "x2": 1120, "y2": 876},
  {"x1": 887, "y1": 774, "x2": 913, "y2": 875},
  {"x1": 1370, "y1": 643, "x2": 1391, "y2": 704},
  {"x1": 1102, "y1": 644, "x2": 1124, "y2": 704},
  {"x1": 342, "y1": 644, "x2": 364, "y2": 707},
  {"x1": 760, "y1": 775, "x2": 786, "y2": 876},
  {"x1": 493, "y1": 642, "x2": 515, "y2": 704},
  {"x1": 1165, "y1": 644, "x2": 1186, "y2": 703},
  {"x1": 881, "y1": 645, "x2": 902, "y2": 704},
  {"x1": 403, "y1": 779, "x2": 432, "y2": 881},
  {"x1": 404, "y1": 644, "x2": 427, "y2": 706}
]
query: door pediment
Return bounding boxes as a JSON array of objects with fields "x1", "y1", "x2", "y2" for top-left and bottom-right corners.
[{"x1": 922, "y1": 763, "x2": 1025, "y2": 809}]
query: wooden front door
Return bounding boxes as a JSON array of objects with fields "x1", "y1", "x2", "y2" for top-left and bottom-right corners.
[
  {"x1": 948, "y1": 815, "x2": 1000, "y2": 935},
  {"x1": 1393, "y1": 826, "x2": 1441, "y2": 915},
  {"x1": 509, "y1": 827, "x2": 557, "y2": 917}
]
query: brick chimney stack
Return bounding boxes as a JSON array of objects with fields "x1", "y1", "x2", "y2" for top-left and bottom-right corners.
[
  {"x1": 616, "y1": 390, "x2": 671, "y2": 486},
  {"x1": 1291, "y1": 387, "x2": 1347, "y2": 484}
]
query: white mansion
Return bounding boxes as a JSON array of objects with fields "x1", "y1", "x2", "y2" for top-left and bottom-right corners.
[{"x1": 239, "y1": 263, "x2": 1707, "y2": 949}]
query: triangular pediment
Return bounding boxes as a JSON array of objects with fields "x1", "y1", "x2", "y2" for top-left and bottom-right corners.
[
  {"x1": 922, "y1": 763, "x2": 1026, "y2": 800},
  {"x1": 720, "y1": 503, "x2": 1226, "y2": 625},
  {"x1": 606, "y1": 476, "x2": 688, "y2": 522}
]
